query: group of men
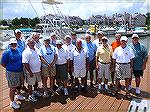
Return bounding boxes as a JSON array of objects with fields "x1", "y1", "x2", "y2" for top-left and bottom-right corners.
[{"x1": 1, "y1": 29, "x2": 148, "y2": 109}]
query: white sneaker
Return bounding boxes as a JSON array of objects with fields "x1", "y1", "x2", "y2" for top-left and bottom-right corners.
[
  {"x1": 10, "y1": 101, "x2": 20, "y2": 109},
  {"x1": 105, "y1": 84, "x2": 108, "y2": 90},
  {"x1": 15, "y1": 95, "x2": 25, "y2": 100},
  {"x1": 64, "y1": 88, "x2": 68, "y2": 96},
  {"x1": 97, "y1": 84, "x2": 101, "y2": 93},
  {"x1": 28, "y1": 95, "x2": 38, "y2": 102},
  {"x1": 135, "y1": 87, "x2": 140, "y2": 95},
  {"x1": 43, "y1": 91, "x2": 49, "y2": 98}
]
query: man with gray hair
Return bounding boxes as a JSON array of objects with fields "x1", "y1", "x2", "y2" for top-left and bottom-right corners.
[{"x1": 112, "y1": 36, "x2": 135, "y2": 98}]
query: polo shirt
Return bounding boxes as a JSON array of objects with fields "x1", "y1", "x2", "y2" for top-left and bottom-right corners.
[
  {"x1": 83, "y1": 42, "x2": 97, "y2": 62},
  {"x1": 56, "y1": 47, "x2": 69, "y2": 65},
  {"x1": 96, "y1": 45, "x2": 113, "y2": 63},
  {"x1": 39, "y1": 45, "x2": 57, "y2": 67},
  {"x1": 62, "y1": 44, "x2": 76, "y2": 60},
  {"x1": 22, "y1": 47, "x2": 41, "y2": 73},
  {"x1": 70, "y1": 48, "x2": 88, "y2": 70},
  {"x1": 1, "y1": 48, "x2": 23, "y2": 72},
  {"x1": 17, "y1": 39, "x2": 26, "y2": 53},
  {"x1": 112, "y1": 45, "x2": 135, "y2": 63},
  {"x1": 130, "y1": 43, "x2": 148, "y2": 70}
]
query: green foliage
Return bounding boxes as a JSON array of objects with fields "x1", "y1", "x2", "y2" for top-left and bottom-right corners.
[{"x1": 0, "y1": 20, "x2": 8, "y2": 26}]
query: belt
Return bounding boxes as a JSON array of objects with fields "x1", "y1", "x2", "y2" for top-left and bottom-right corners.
[
  {"x1": 99, "y1": 62, "x2": 110, "y2": 64},
  {"x1": 116, "y1": 62, "x2": 130, "y2": 64}
]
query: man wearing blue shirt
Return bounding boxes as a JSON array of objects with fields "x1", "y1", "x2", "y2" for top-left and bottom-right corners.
[
  {"x1": 84, "y1": 34, "x2": 97, "y2": 88},
  {"x1": 130, "y1": 34, "x2": 148, "y2": 95},
  {"x1": 1, "y1": 38, "x2": 25, "y2": 109}
]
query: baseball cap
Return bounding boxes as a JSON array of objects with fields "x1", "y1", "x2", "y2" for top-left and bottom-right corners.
[
  {"x1": 102, "y1": 36, "x2": 108, "y2": 40},
  {"x1": 65, "y1": 35, "x2": 71, "y2": 39},
  {"x1": 14, "y1": 29, "x2": 21, "y2": 33},
  {"x1": 56, "y1": 40, "x2": 63, "y2": 45},
  {"x1": 97, "y1": 31, "x2": 104, "y2": 35},
  {"x1": 120, "y1": 36, "x2": 128, "y2": 41},
  {"x1": 51, "y1": 32, "x2": 56, "y2": 36},
  {"x1": 132, "y1": 34, "x2": 139, "y2": 38},
  {"x1": 9, "y1": 38, "x2": 17, "y2": 44},
  {"x1": 44, "y1": 36, "x2": 50, "y2": 41}
]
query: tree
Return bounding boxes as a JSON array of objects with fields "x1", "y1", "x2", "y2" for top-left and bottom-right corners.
[
  {"x1": 146, "y1": 12, "x2": 150, "y2": 25},
  {"x1": 0, "y1": 20, "x2": 8, "y2": 26},
  {"x1": 29, "y1": 17, "x2": 40, "y2": 27},
  {"x1": 11, "y1": 17, "x2": 20, "y2": 26},
  {"x1": 20, "y1": 17, "x2": 29, "y2": 26}
]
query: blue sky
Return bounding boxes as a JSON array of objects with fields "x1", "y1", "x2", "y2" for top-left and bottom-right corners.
[{"x1": 1, "y1": 0, "x2": 149, "y2": 20}]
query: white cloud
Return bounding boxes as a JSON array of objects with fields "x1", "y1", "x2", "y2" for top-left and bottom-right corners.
[{"x1": 2, "y1": 0, "x2": 149, "y2": 19}]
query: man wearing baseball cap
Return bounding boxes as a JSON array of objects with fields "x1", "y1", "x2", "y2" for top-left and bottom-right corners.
[
  {"x1": 130, "y1": 34, "x2": 148, "y2": 95},
  {"x1": 112, "y1": 36, "x2": 135, "y2": 98}
]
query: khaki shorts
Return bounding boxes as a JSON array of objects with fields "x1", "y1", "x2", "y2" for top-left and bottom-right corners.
[
  {"x1": 41, "y1": 66, "x2": 56, "y2": 77},
  {"x1": 98, "y1": 62, "x2": 110, "y2": 79},
  {"x1": 115, "y1": 63, "x2": 131, "y2": 79},
  {"x1": 26, "y1": 72, "x2": 41, "y2": 85},
  {"x1": 6, "y1": 71, "x2": 23, "y2": 88},
  {"x1": 73, "y1": 69, "x2": 86, "y2": 78}
]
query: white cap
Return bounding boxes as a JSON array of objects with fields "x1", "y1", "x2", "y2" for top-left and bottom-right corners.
[
  {"x1": 9, "y1": 38, "x2": 17, "y2": 44},
  {"x1": 43, "y1": 36, "x2": 50, "y2": 41},
  {"x1": 85, "y1": 33, "x2": 90, "y2": 37},
  {"x1": 97, "y1": 31, "x2": 104, "y2": 35},
  {"x1": 120, "y1": 36, "x2": 128, "y2": 41},
  {"x1": 14, "y1": 29, "x2": 21, "y2": 33},
  {"x1": 132, "y1": 34, "x2": 139, "y2": 38},
  {"x1": 51, "y1": 32, "x2": 56, "y2": 36},
  {"x1": 65, "y1": 35, "x2": 71, "y2": 39},
  {"x1": 56, "y1": 40, "x2": 63, "y2": 45},
  {"x1": 102, "y1": 36, "x2": 108, "y2": 40}
]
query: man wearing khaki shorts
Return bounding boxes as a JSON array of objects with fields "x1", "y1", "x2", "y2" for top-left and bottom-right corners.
[
  {"x1": 39, "y1": 37, "x2": 58, "y2": 97},
  {"x1": 22, "y1": 38, "x2": 42, "y2": 102}
]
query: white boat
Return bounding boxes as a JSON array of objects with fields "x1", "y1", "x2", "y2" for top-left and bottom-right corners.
[
  {"x1": 132, "y1": 27, "x2": 147, "y2": 36},
  {"x1": 101, "y1": 27, "x2": 116, "y2": 35}
]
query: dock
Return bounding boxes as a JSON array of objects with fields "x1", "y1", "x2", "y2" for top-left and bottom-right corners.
[{"x1": 0, "y1": 52, "x2": 150, "y2": 112}]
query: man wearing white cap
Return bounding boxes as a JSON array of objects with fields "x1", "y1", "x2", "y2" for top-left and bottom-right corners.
[
  {"x1": 62, "y1": 35, "x2": 76, "y2": 84},
  {"x1": 32, "y1": 32, "x2": 41, "y2": 49},
  {"x1": 50, "y1": 32, "x2": 57, "y2": 47},
  {"x1": 93, "y1": 31, "x2": 104, "y2": 48},
  {"x1": 130, "y1": 34, "x2": 148, "y2": 95},
  {"x1": 112, "y1": 36, "x2": 135, "y2": 98},
  {"x1": 14, "y1": 29, "x2": 26, "y2": 53},
  {"x1": 55, "y1": 40, "x2": 70, "y2": 95},
  {"x1": 39, "y1": 36, "x2": 58, "y2": 97},
  {"x1": 96, "y1": 36, "x2": 113, "y2": 93},
  {"x1": 1, "y1": 38, "x2": 25, "y2": 109}
]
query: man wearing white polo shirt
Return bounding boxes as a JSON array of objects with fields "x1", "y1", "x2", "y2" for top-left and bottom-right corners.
[
  {"x1": 62, "y1": 35, "x2": 76, "y2": 84},
  {"x1": 70, "y1": 39, "x2": 89, "y2": 93},
  {"x1": 22, "y1": 38, "x2": 42, "y2": 102},
  {"x1": 112, "y1": 36, "x2": 135, "y2": 98}
]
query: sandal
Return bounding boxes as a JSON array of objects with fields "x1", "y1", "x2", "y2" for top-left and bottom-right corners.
[{"x1": 126, "y1": 92, "x2": 131, "y2": 99}]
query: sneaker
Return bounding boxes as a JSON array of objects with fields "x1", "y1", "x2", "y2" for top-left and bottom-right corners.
[
  {"x1": 33, "y1": 91, "x2": 43, "y2": 97},
  {"x1": 97, "y1": 84, "x2": 101, "y2": 94},
  {"x1": 56, "y1": 86, "x2": 63, "y2": 92},
  {"x1": 15, "y1": 95, "x2": 25, "y2": 100},
  {"x1": 135, "y1": 87, "x2": 140, "y2": 95},
  {"x1": 43, "y1": 91, "x2": 49, "y2": 98},
  {"x1": 10, "y1": 101, "x2": 20, "y2": 109},
  {"x1": 49, "y1": 88, "x2": 55, "y2": 96},
  {"x1": 64, "y1": 88, "x2": 68, "y2": 96},
  {"x1": 81, "y1": 86, "x2": 87, "y2": 93},
  {"x1": 28, "y1": 95, "x2": 38, "y2": 102},
  {"x1": 75, "y1": 86, "x2": 79, "y2": 93}
]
